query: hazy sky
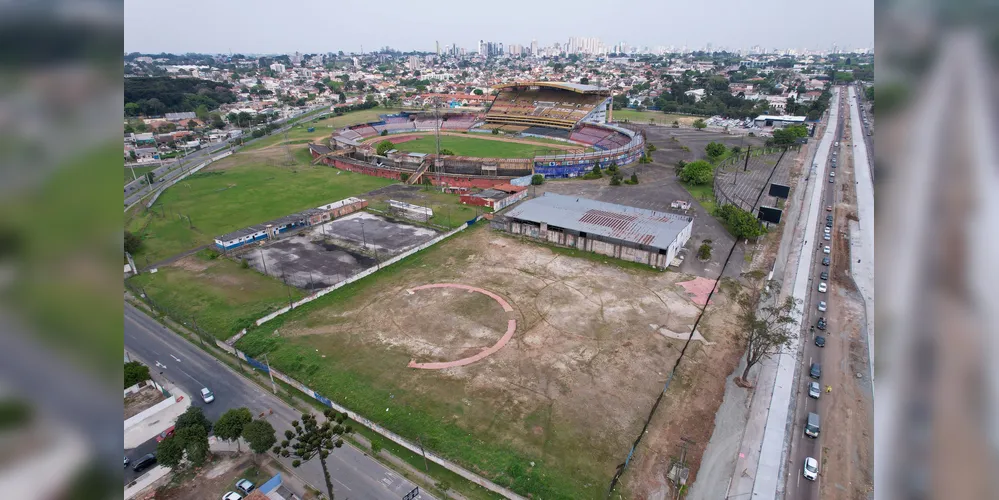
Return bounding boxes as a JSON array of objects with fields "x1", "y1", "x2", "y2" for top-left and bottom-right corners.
[{"x1": 125, "y1": 0, "x2": 873, "y2": 55}]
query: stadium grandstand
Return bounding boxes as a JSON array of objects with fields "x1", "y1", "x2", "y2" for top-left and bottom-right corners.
[{"x1": 486, "y1": 82, "x2": 612, "y2": 130}]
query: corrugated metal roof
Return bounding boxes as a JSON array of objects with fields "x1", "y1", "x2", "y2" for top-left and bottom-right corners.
[{"x1": 504, "y1": 193, "x2": 691, "y2": 249}]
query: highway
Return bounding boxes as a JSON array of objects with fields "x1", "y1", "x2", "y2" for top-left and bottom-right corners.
[
  {"x1": 783, "y1": 86, "x2": 874, "y2": 499},
  {"x1": 124, "y1": 301, "x2": 433, "y2": 499}
]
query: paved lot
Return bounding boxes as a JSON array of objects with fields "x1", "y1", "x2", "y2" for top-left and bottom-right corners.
[
  {"x1": 243, "y1": 212, "x2": 440, "y2": 289},
  {"x1": 715, "y1": 150, "x2": 791, "y2": 212}
]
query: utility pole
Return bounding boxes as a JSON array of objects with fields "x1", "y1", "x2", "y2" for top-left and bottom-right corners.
[
  {"x1": 262, "y1": 353, "x2": 277, "y2": 394},
  {"x1": 417, "y1": 436, "x2": 430, "y2": 473},
  {"x1": 744, "y1": 144, "x2": 751, "y2": 172}
]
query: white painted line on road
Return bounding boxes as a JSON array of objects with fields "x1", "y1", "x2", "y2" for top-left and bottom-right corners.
[
  {"x1": 334, "y1": 478, "x2": 352, "y2": 491},
  {"x1": 155, "y1": 361, "x2": 167, "y2": 370},
  {"x1": 170, "y1": 354, "x2": 181, "y2": 363}
]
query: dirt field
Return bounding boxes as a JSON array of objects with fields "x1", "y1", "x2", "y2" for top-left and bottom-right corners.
[
  {"x1": 124, "y1": 385, "x2": 166, "y2": 419},
  {"x1": 234, "y1": 226, "x2": 746, "y2": 498},
  {"x1": 821, "y1": 112, "x2": 874, "y2": 500}
]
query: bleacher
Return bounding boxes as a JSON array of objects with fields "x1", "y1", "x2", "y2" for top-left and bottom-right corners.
[
  {"x1": 486, "y1": 84, "x2": 606, "y2": 129},
  {"x1": 440, "y1": 114, "x2": 478, "y2": 130},
  {"x1": 522, "y1": 126, "x2": 571, "y2": 139},
  {"x1": 349, "y1": 124, "x2": 379, "y2": 138},
  {"x1": 569, "y1": 125, "x2": 614, "y2": 145}
]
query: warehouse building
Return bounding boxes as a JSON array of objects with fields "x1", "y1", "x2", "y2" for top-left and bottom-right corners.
[{"x1": 492, "y1": 193, "x2": 693, "y2": 269}]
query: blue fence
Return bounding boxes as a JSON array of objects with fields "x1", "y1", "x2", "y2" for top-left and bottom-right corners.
[
  {"x1": 244, "y1": 355, "x2": 269, "y2": 373},
  {"x1": 314, "y1": 392, "x2": 332, "y2": 407}
]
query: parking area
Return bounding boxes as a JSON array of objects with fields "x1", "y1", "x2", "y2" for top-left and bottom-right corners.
[{"x1": 243, "y1": 211, "x2": 440, "y2": 290}]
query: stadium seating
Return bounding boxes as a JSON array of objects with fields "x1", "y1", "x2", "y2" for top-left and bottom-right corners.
[{"x1": 486, "y1": 86, "x2": 605, "y2": 129}]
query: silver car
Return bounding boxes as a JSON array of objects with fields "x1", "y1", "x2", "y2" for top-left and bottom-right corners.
[{"x1": 809, "y1": 381, "x2": 821, "y2": 399}]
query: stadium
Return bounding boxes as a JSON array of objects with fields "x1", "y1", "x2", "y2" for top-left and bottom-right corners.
[{"x1": 310, "y1": 81, "x2": 645, "y2": 188}]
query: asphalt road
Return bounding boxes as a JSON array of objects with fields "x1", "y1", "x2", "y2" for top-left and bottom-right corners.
[{"x1": 123, "y1": 302, "x2": 433, "y2": 499}]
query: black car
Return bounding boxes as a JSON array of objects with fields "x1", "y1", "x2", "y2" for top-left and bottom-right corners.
[
  {"x1": 132, "y1": 453, "x2": 157, "y2": 473},
  {"x1": 815, "y1": 335, "x2": 826, "y2": 347},
  {"x1": 822, "y1": 257, "x2": 830, "y2": 266},
  {"x1": 817, "y1": 317, "x2": 827, "y2": 330},
  {"x1": 826, "y1": 220, "x2": 833, "y2": 227},
  {"x1": 826, "y1": 215, "x2": 834, "y2": 222},
  {"x1": 810, "y1": 363, "x2": 822, "y2": 379},
  {"x1": 820, "y1": 271, "x2": 829, "y2": 280}
]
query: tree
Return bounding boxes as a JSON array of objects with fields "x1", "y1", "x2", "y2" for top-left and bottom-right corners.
[
  {"x1": 697, "y1": 242, "x2": 712, "y2": 260},
  {"x1": 194, "y1": 104, "x2": 210, "y2": 121},
  {"x1": 124, "y1": 102, "x2": 141, "y2": 117},
  {"x1": 438, "y1": 148, "x2": 455, "y2": 156},
  {"x1": 716, "y1": 204, "x2": 766, "y2": 239},
  {"x1": 145, "y1": 171, "x2": 155, "y2": 184},
  {"x1": 473, "y1": 88, "x2": 483, "y2": 95},
  {"x1": 175, "y1": 406, "x2": 213, "y2": 436},
  {"x1": 671, "y1": 120, "x2": 680, "y2": 128},
  {"x1": 730, "y1": 145, "x2": 742, "y2": 155},
  {"x1": 156, "y1": 434, "x2": 186, "y2": 468},
  {"x1": 214, "y1": 408, "x2": 253, "y2": 451},
  {"x1": 531, "y1": 174, "x2": 544, "y2": 185},
  {"x1": 242, "y1": 419, "x2": 277, "y2": 455},
  {"x1": 251, "y1": 129, "x2": 265, "y2": 138},
  {"x1": 129, "y1": 150, "x2": 137, "y2": 161},
  {"x1": 705, "y1": 141, "x2": 727, "y2": 159},
  {"x1": 176, "y1": 424, "x2": 210, "y2": 467},
  {"x1": 370, "y1": 439, "x2": 383, "y2": 455},
  {"x1": 275, "y1": 410, "x2": 352, "y2": 500},
  {"x1": 124, "y1": 231, "x2": 143, "y2": 255},
  {"x1": 692, "y1": 118, "x2": 707, "y2": 130},
  {"x1": 375, "y1": 140, "x2": 394, "y2": 156},
  {"x1": 735, "y1": 278, "x2": 800, "y2": 386},
  {"x1": 491, "y1": 128, "x2": 499, "y2": 135},
  {"x1": 629, "y1": 172, "x2": 639, "y2": 184},
  {"x1": 187, "y1": 120, "x2": 199, "y2": 130},
  {"x1": 123, "y1": 361, "x2": 149, "y2": 388},
  {"x1": 338, "y1": 92, "x2": 346, "y2": 103},
  {"x1": 580, "y1": 77, "x2": 589, "y2": 85},
  {"x1": 679, "y1": 160, "x2": 713, "y2": 185}
]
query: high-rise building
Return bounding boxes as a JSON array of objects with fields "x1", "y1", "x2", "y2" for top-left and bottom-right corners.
[{"x1": 531, "y1": 39, "x2": 538, "y2": 56}]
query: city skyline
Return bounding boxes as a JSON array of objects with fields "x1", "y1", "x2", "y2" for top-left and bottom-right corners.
[{"x1": 124, "y1": 0, "x2": 873, "y2": 56}]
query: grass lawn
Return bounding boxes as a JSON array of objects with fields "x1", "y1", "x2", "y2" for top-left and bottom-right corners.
[
  {"x1": 611, "y1": 108, "x2": 705, "y2": 126},
  {"x1": 365, "y1": 187, "x2": 481, "y2": 229},
  {"x1": 128, "y1": 250, "x2": 304, "y2": 340},
  {"x1": 682, "y1": 181, "x2": 718, "y2": 214},
  {"x1": 243, "y1": 108, "x2": 393, "y2": 151},
  {"x1": 128, "y1": 146, "x2": 395, "y2": 264},
  {"x1": 124, "y1": 165, "x2": 156, "y2": 184},
  {"x1": 392, "y1": 135, "x2": 557, "y2": 159}
]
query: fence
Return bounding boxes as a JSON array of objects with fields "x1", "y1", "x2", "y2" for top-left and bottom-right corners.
[{"x1": 712, "y1": 147, "x2": 788, "y2": 212}]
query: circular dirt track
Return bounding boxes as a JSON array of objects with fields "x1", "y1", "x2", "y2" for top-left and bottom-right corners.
[{"x1": 391, "y1": 283, "x2": 518, "y2": 370}]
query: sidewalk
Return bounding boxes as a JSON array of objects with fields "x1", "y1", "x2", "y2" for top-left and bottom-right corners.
[
  {"x1": 124, "y1": 466, "x2": 171, "y2": 500},
  {"x1": 124, "y1": 384, "x2": 191, "y2": 449}
]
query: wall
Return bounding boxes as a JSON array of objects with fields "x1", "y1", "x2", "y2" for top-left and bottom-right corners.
[{"x1": 124, "y1": 392, "x2": 178, "y2": 431}]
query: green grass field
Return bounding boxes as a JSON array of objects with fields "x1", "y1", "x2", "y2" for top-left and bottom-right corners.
[
  {"x1": 365, "y1": 186, "x2": 482, "y2": 229},
  {"x1": 682, "y1": 181, "x2": 718, "y2": 214},
  {"x1": 128, "y1": 251, "x2": 304, "y2": 340},
  {"x1": 129, "y1": 146, "x2": 395, "y2": 264},
  {"x1": 124, "y1": 165, "x2": 156, "y2": 184},
  {"x1": 393, "y1": 135, "x2": 560, "y2": 159},
  {"x1": 243, "y1": 108, "x2": 394, "y2": 151},
  {"x1": 611, "y1": 108, "x2": 706, "y2": 126}
]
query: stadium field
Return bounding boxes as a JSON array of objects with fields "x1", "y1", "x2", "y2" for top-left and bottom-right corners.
[{"x1": 390, "y1": 135, "x2": 564, "y2": 159}]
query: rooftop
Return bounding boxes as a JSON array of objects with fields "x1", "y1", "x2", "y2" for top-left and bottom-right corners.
[
  {"x1": 754, "y1": 114, "x2": 807, "y2": 122},
  {"x1": 504, "y1": 193, "x2": 692, "y2": 249},
  {"x1": 492, "y1": 81, "x2": 611, "y2": 95}
]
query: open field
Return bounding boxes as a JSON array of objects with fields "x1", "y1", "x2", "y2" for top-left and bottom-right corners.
[
  {"x1": 242, "y1": 108, "x2": 395, "y2": 151},
  {"x1": 127, "y1": 145, "x2": 396, "y2": 264},
  {"x1": 128, "y1": 251, "x2": 305, "y2": 340},
  {"x1": 234, "y1": 225, "x2": 744, "y2": 498},
  {"x1": 390, "y1": 135, "x2": 563, "y2": 159},
  {"x1": 364, "y1": 184, "x2": 482, "y2": 229},
  {"x1": 124, "y1": 165, "x2": 156, "y2": 184},
  {"x1": 611, "y1": 109, "x2": 705, "y2": 126}
]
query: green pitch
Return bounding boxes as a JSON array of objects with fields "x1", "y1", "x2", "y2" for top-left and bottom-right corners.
[{"x1": 392, "y1": 135, "x2": 561, "y2": 159}]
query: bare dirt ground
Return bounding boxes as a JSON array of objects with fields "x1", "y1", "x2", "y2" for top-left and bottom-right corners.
[
  {"x1": 155, "y1": 454, "x2": 259, "y2": 500},
  {"x1": 821, "y1": 116, "x2": 874, "y2": 500},
  {"x1": 124, "y1": 385, "x2": 167, "y2": 420},
  {"x1": 267, "y1": 226, "x2": 746, "y2": 495}
]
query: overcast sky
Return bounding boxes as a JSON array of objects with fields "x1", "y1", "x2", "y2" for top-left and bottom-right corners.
[{"x1": 125, "y1": 0, "x2": 873, "y2": 55}]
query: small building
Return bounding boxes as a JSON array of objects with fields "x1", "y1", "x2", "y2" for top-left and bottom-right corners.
[
  {"x1": 493, "y1": 193, "x2": 693, "y2": 269},
  {"x1": 460, "y1": 184, "x2": 528, "y2": 211},
  {"x1": 214, "y1": 197, "x2": 367, "y2": 250},
  {"x1": 753, "y1": 114, "x2": 807, "y2": 128}
]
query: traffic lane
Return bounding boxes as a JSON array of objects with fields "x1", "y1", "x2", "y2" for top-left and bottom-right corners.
[
  {"x1": 123, "y1": 303, "x2": 431, "y2": 499},
  {"x1": 124, "y1": 438, "x2": 158, "y2": 485}
]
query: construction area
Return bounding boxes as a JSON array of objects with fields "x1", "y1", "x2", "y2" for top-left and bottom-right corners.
[
  {"x1": 241, "y1": 211, "x2": 440, "y2": 290},
  {"x1": 233, "y1": 226, "x2": 748, "y2": 498}
]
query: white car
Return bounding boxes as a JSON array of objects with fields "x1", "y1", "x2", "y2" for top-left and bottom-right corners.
[
  {"x1": 200, "y1": 387, "x2": 215, "y2": 403},
  {"x1": 803, "y1": 457, "x2": 819, "y2": 480},
  {"x1": 823, "y1": 226, "x2": 832, "y2": 235},
  {"x1": 823, "y1": 233, "x2": 831, "y2": 241},
  {"x1": 235, "y1": 479, "x2": 255, "y2": 495},
  {"x1": 808, "y1": 381, "x2": 821, "y2": 399},
  {"x1": 818, "y1": 282, "x2": 827, "y2": 293},
  {"x1": 222, "y1": 492, "x2": 243, "y2": 500},
  {"x1": 823, "y1": 246, "x2": 831, "y2": 254},
  {"x1": 818, "y1": 301, "x2": 827, "y2": 312}
]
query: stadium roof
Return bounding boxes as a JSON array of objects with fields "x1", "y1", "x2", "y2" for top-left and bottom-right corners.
[
  {"x1": 504, "y1": 193, "x2": 692, "y2": 249},
  {"x1": 492, "y1": 81, "x2": 611, "y2": 95},
  {"x1": 753, "y1": 114, "x2": 807, "y2": 123}
]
